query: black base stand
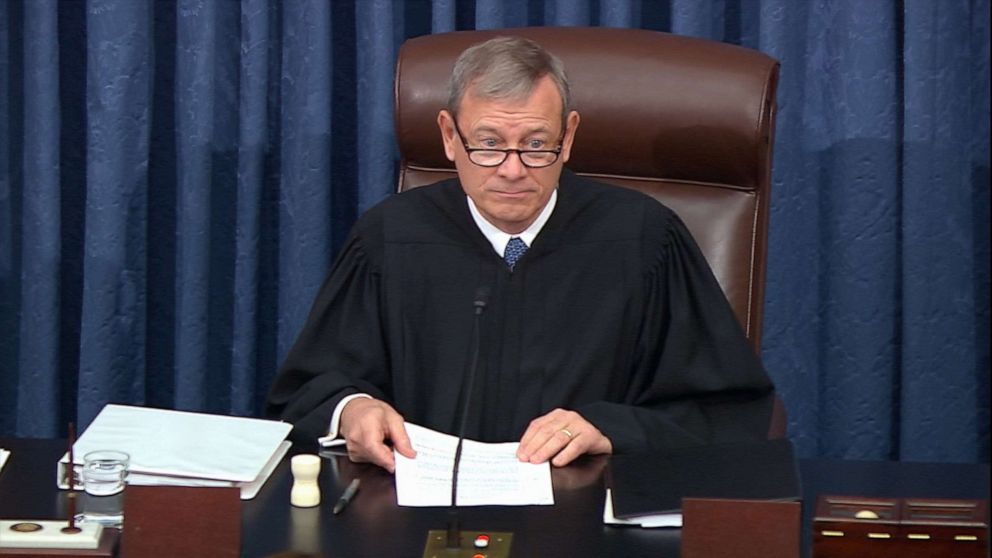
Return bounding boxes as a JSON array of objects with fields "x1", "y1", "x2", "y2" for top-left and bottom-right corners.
[{"x1": 422, "y1": 529, "x2": 512, "y2": 558}]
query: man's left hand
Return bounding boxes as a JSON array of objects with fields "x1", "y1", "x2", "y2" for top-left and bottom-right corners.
[{"x1": 516, "y1": 408, "x2": 612, "y2": 467}]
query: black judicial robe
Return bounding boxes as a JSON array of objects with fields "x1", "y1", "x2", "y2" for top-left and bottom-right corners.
[{"x1": 266, "y1": 170, "x2": 774, "y2": 453}]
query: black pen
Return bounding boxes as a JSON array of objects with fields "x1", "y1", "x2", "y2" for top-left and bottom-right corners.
[{"x1": 333, "y1": 478, "x2": 360, "y2": 514}]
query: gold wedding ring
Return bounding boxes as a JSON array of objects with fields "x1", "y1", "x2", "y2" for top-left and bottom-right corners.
[{"x1": 560, "y1": 428, "x2": 574, "y2": 439}]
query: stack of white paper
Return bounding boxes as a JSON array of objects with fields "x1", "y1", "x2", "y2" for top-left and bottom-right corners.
[
  {"x1": 602, "y1": 489, "x2": 682, "y2": 528},
  {"x1": 394, "y1": 422, "x2": 554, "y2": 507},
  {"x1": 57, "y1": 404, "x2": 292, "y2": 500}
]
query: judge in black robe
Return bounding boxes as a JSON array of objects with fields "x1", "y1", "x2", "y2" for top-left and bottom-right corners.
[{"x1": 266, "y1": 169, "x2": 774, "y2": 455}]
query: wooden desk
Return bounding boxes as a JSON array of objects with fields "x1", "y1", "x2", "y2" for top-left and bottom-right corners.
[{"x1": 1, "y1": 438, "x2": 987, "y2": 558}]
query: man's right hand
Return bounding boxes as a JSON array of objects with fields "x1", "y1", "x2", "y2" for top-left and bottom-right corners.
[{"x1": 339, "y1": 397, "x2": 416, "y2": 473}]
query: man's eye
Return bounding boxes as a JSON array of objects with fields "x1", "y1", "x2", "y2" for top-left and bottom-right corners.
[
  {"x1": 526, "y1": 140, "x2": 546, "y2": 150},
  {"x1": 480, "y1": 138, "x2": 500, "y2": 148}
]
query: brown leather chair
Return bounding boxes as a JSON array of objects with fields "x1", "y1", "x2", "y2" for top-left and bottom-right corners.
[{"x1": 394, "y1": 27, "x2": 785, "y2": 438}]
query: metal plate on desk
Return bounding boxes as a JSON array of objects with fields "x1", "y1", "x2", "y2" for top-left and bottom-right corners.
[{"x1": 423, "y1": 530, "x2": 512, "y2": 558}]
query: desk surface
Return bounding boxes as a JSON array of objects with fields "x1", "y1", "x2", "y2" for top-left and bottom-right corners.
[{"x1": 1, "y1": 438, "x2": 987, "y2": 558}]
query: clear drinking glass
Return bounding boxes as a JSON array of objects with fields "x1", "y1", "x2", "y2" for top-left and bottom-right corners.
[{"x1": 76, "y1": 450, "x2": 129, "y2": 526}]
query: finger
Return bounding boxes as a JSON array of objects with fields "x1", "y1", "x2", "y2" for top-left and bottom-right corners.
[
  {"x1": 517, "y1": 409, "x2": 567, "y2": 459},
  {"x1": 517, "y1": 424, "x2": 557, "y2": 461},
  {"x1": 554, "y1": 430, "x2": 613, "y2": 466},
  {"x1": 516, "y1": 423, "x2": 540, "y2": 459},
  {"x1": 346, "y1": 445, "x2": 368, "y2": 463},
  {"x1": 386, "y1": 415, "x2": 417, "y2": 459},
  {"x1": 365, "y1": 441, "x2": 397, "y2": 473},
  {"x1": 344, "y1": 436, "x2": 390, "y2": 468},
  {"x1": 550, "y1": 435, "x2": 586, "y2": 467},
  {"x1": 527, "y1": 428, "x2": 576, "y2": 464},
  {"x1": 517, "y1": 419, "x2": 543, "y2": 450},
  {"x1": 343, "y1": 410, "x2": 395, "y2": 469},
  {"x1": 344, "y1": 429, "x2": 387, "y2": 461}
]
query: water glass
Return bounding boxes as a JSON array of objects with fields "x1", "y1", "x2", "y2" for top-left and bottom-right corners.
[{"x1": 77, "y1": 450, "x2": 129, "y2": 526}]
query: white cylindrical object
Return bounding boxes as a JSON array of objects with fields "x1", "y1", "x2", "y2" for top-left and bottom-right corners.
[{"x1": 290, "y1": 454, "x2": 321, "y2": 507}]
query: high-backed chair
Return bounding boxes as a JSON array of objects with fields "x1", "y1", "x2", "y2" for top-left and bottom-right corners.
[{"x1": 394, "y1": 27, "x2": 784, "y2": 437}]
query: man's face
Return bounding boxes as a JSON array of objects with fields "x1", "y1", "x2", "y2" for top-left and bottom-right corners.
[{"x1": 438, "y1": 76, "x2": 580, "y2": 234}]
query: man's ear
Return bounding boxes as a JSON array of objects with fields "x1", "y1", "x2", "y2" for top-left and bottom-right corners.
[
  {"x1": 437, "y1": 110, "x2": 457, "y2": 162},
  {"x1": 560, "y1": 110, "x2": 581, "y2": 163}
]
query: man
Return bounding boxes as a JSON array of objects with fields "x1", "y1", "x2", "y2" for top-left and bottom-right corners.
[{"x1": 266, "y1": 36, "x2": 774, "y2": 473}]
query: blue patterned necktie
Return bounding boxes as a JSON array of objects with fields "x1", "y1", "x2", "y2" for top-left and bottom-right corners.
[{"x1": 504, "y1": 237, "x2": 528, "y2": 270}]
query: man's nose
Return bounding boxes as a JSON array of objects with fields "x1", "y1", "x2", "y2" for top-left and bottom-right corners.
[{"x1": 496, "y1": 150, "x2": 528, "y2": 178}]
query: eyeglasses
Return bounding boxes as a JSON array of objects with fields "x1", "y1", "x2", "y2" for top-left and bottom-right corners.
[{"x1": 453, "y1": 121, "x2": 565, "y2": 168}]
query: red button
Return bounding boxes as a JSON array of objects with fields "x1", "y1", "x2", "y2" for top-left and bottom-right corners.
[{"x1": 474, "y1": 534, "x2": 490, "y2": 548}]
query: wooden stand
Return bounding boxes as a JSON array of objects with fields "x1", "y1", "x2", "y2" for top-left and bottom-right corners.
[
  {"x1": 813, "y1": 495, "x2": 988, "y2": 558},
  {"x1": 0, "y1": 521, "x2": 117, "y2": 558},
  {"x1": 119, "y1": 486, "x2": 240, "y2": 558},
  {"x1": 681, "y1": 497, "x2": 801, "y2": 558}
]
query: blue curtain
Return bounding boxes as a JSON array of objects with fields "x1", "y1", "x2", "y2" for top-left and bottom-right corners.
[{"x1": 1, "y1": 0, "x2": 988, "y2": 464}]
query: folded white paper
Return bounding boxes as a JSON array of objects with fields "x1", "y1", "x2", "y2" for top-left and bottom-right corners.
[
  {"x1": 0, "y1": 448, "x2": 9, "y2": 474},
  {"x1": 57, "y1": 404, "x2": 292, "y2": 499},
  {"x1": 394, "y1": 422, "x2": 554, "y2": 507}
]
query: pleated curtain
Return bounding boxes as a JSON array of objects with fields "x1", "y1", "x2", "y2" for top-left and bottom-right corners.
[{"x1": 0, "y1": 0, "x2": 987, "y2": 464}]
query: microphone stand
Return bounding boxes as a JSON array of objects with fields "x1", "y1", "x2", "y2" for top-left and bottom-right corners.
[
  {"x1": 446, "y1": 290, "x2": 487, "y2": 549},
  {"x1": 421, "y1": 288, "x2": 511, "y2": 558}
]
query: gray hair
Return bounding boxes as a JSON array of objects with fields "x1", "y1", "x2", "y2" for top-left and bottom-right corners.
[{"x1": 447, "y1": 36, "x2": 572, "y2": 128}]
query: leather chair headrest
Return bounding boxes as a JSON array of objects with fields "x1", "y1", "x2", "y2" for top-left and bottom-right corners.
[{"x1": 395, "y1": 27, "x2": 778, "y2": 189}]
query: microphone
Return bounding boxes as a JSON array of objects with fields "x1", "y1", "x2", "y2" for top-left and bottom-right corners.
[
  {"x1": 423, "y1": 287, "x2": 511, "y2": 557},
  {"x1": 447, "y1": 287, "x2": 489, "y2": 548}
]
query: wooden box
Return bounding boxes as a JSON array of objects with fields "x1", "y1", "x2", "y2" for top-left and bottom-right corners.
[
  {"x1": 682, "y1": 497, "x2": 801, "y2": 558},
  {"x1": 120, "y1": 486, "x2": 240, "y2": 558},
  {"x1": 813, "y1": 495, "x2": 988, "y2": 558}
]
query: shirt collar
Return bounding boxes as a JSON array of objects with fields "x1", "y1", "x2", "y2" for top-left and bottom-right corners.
[{"x1": 467, "y1": 188, "x2": 558, "y2": 257}]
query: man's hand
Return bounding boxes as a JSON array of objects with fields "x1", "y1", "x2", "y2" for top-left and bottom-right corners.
[
  {"x1": 516, "y1": 408, "x2": 612, "y2": 467},
  {"x1": 339, "y1": 397, "x2": 416, "y2": 473}
]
